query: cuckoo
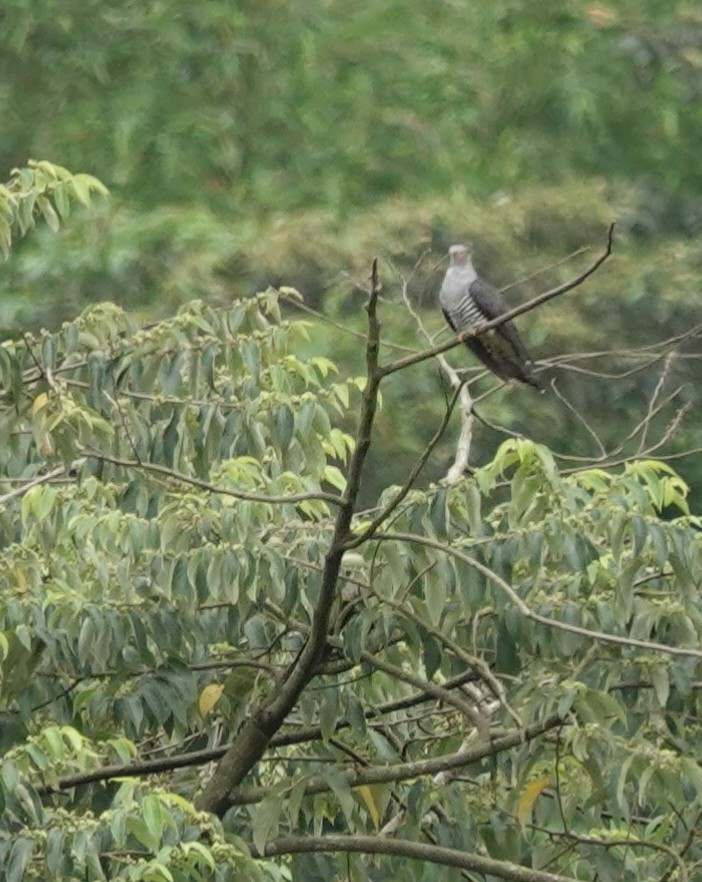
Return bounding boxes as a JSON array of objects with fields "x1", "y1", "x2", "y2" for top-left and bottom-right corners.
[{"x1": 439, "y1": 244, "x2": 542, "y2": 390}]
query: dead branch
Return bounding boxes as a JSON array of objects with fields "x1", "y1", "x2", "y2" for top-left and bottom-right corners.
[{"x1": 397, "y1": 274, "x2": 475, "y2": 481}]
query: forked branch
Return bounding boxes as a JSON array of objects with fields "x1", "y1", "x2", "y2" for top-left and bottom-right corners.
[{"x1": 195, "y1": 259, "x2": 385, "y2": 816}]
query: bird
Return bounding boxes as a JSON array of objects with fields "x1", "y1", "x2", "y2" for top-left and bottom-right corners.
[{"x1": 439, "y1": 243, "x2": 542, "y2": 390}]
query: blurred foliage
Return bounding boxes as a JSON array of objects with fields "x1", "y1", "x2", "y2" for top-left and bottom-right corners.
[{"x1": 2, "y1": 0, "x2": 701, "y2": 215}]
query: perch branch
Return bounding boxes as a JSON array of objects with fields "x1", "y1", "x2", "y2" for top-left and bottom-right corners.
[{"x1": 380, "y1": 224, "x2": 615, "y2": 378}]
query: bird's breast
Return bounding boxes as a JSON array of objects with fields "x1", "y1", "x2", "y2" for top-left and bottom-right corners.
[{"x1": 455, "y1": 296, "x2": 485, "y2": 328}]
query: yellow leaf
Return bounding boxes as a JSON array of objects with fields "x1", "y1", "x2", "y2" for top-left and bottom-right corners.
[
  {"x1": 517, "y1": 777, "x2": 549, "y2": 825},
  {"x1": 199, "y1": 684, "x2": 224, "y2": 717},
  {"x1": 357, "y1": 785, "x2": 380, "y2": 830},
  {"x1": 14, "y1": 567, "x2": 26, "y2": 592},
  {"x1": 32, "y1": 392, "x2": 49, "y2": 416},
  {"x1": 40, "y1": 433, "x2": 54, "y2": 456}
]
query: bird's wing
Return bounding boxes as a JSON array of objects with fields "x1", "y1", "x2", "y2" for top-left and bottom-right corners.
[
  {"x1": 467, "y1": 277, "x2": 507, "y2": 321},
  {"x1": 441, "y1": 275, "x2": 542, "y2": 390},
  {"x1": 469, "y1": 278, "x2": 533, "y2": 364},
  {"x1": 441, "y1": 307, "x2": 458, "y2": 333}
]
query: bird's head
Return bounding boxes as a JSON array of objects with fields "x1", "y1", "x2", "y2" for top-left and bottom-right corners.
[{"x1": 448, "y1": 243, "x2": 472, "y2": 266}]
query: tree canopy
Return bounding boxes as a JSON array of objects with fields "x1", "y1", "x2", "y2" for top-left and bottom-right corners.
[
  {"x1": 1, "y1": 165, "x2": 702, "y2": 880},
  {"x1": 2, "y1": 2, "x2": 702, "y2": 879}
]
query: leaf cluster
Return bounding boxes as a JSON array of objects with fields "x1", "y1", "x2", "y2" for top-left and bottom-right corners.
[{"x1": 0, "y1": 160, "x2": 106, "y2": 259}]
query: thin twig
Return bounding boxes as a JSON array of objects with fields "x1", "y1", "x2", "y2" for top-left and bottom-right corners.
[
  {"x1": 41, "y1": 669, "x2": 482, "y2": 793},
  {"x1": 0, "y1": 460, "x2": 84, "y2": 505}
]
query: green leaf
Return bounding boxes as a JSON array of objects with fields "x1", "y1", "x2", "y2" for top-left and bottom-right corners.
[
  {"x1": 6, "y1": 838, "x2": 34, "y2": 882},
  {"x1": 127, "y1": 815, "x2": 160, "y2": 852},
  {"x1": 650, "y1": 664, "x2": 669, "y2": 707},
  {"x1": 424, "y1": 574, "x2": 446, "y2": 627},
  {"x1": 322, "y1": 766, "x2": 355, "y2": 826},
  {"x1": 681, "y1": 757, "x2": 702, "y2": 800},
  {"x1": 319, "y1": 687, "x2": 340, "y2": 742},
  {"x1": 252, "y1": 794, "x2": 282, "y2": 856},
  {"x1": 288, "y1": 777, "x2": 309, "y2": 829},
  {"x1": 143, "y1": 794, "x2": 165, "y2": 845},
  {"x1": 71, "y1": 174, "x2": 94, "y2": 207},
  {"x1": 323, "y1": 465, "x2": 347, "y2": 492},
  {"x1": 40, "y1": 198, "x2": 60, "y2": 232},
  {"x1": 46, "y1": 828, "x2": 66, "y2": 877},
  {"x1": 464, "y1": 481, "x2": 483, "y2": 537}
]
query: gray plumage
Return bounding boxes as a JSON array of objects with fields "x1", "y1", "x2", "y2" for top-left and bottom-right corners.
[{"x1": 439, "y1": 244, "x2": 542, "y2": 390}]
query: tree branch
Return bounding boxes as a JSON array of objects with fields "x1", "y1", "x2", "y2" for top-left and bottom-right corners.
[
  {"x1": 344, "y1": 383, "x2": 462, "y2": 549},
  {"x1": 194, "y1": 259, "x2": 385, "y2": 816},
  {"x1": 0, "y1": 459, "x2": 84, "y2": 504},
  {"x1": 379, "y1": 531, "x2": 702, "y2": 660},
  {"x1": 359, "y1": 649, "x2": 488, "y2": 738},
  {"x1": 83, "y1": 450, "x2": 343, "y2": 506},
  {"x1": 39, "y1": 669, "x2": 481, "y2": 794},
  {"x1": 229, "y1": 715, "x2": 561, "y2": 805},
  {"x1": 397, "y1": 272, "x2": 475, "y2": 480},
  {"x1": 380, "y1": 224, "x2": 615, "y2": 378},
  {"x1": 259, "y1": 832, "x2": 577, "y2": 882}
]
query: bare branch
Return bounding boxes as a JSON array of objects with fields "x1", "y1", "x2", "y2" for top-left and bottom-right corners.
[
  {"x1": 360, "y1": 650, "x2": 488, "y2": 739},
  {"x1": 380, "y1": 593, "x2": 522, "y2": 729},
  {"x1": 278, "y1": 286, "x2": 417, "y2": 354},
  {"x1": 397, "y1": 273, "x2": 475, "y2": 481},
  {"x1": 498, "y1": 245, "x2": 590, "y2": 295},
  {"x1": 637, "y1": 352, "x2": 675, "y2": 454},
  {"x1": 41, "y1": 669, "x2": 481, "y2": 794},
  {"x1": 345, "y1": 383, "x2": 462, "y2": 548},
  {"x1": 549, "y1": 382, "x2": 607, "y2": 458},
  {"x1": 445, "y1": 381, "x2": 474, "y2": 482},
  {"x1": 230, "y1": 714, "x2": 561, "y2": 805},
  {"x1": 380, "y1": 224, "x2": 615, "y2": 378}
]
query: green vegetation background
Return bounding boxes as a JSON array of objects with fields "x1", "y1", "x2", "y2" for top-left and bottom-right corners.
[{"x1": 2, "y1": 0, "x2": 700, "y2": 498}]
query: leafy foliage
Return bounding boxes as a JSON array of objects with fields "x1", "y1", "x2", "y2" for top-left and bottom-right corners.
[
  {"x1": 2, "y1": 268, "x2": 702, "y2": 879},
  {"x1": 2, "y1": 2, "x2": 701, "y2": 506},
  {"x1": 0, "y1": 160, "x2": 106, "y2": 259},
  {"x1": 2, "y1": 1, "x2": 702, "y2": 875}
]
